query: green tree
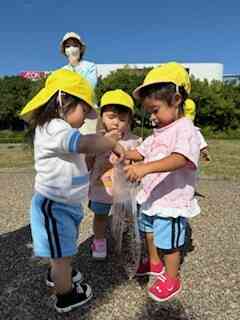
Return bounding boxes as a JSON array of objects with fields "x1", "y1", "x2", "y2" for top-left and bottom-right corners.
[{"x1": 0, "y1": 76, "x2": 44, "y2": 130}]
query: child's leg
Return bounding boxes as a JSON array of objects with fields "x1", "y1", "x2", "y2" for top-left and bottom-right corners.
[
  {"x1": 163, "y1": 250, "x2": 181, "y2": 278},
  {"x1": 50, "y1": 257, "x2": 72, "y2": 294},
  {"x1": 136, "y1": 213, "x2": 164, "y2": 276},
  {"x1": 89, "y1": 201, "x2": 111, "y2": 259},
  {"x1": 89, "y1": 201, "x2": 112, "y2": 239},
  {"x1": 93, "y1": 214, "x2": 109, "y2": 239},
  {"x1": 146, "y1": 232, "x2": 161, "y2": 264},
  {"x1": 148, "y1": 217, "x2": 186, "y2": 301}
]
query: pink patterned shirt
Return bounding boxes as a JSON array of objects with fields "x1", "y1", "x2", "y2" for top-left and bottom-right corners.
[{"x1": 136, "y1": 117, "x2": 201, "y2": 218}]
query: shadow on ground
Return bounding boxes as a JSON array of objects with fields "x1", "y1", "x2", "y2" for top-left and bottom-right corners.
[{"x1": 0, "y1": 224, "x2": 195, "y2": 320}]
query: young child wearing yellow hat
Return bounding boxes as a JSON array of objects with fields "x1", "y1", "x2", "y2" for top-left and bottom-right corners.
[
  {"x1": 123, "y1": 62, "x2": 202, "y2": 302},
  {"x1": 20, "y1": 69, "x2": 124, "y2": 313},
  {"x1": 88, "y1": 89, "x2": 142, "y2": 260},
  {"x1": 184, "y1": 98, "x2": 211, "y2": 161}
]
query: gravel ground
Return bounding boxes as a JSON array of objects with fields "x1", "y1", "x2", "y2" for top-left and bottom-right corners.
[{"x1": 0, "y1": 168, "x2": 239, "y2": 320}]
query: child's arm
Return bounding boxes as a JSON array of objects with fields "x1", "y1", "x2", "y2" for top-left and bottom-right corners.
[
  {"x1": 196, "y1": 127, "x2": 211, "y2": 162},
  {"x1": 200, "y1": 147, "x2": 211, "y2": 162},
  {"x1": 125, "y1": 149, "x2": 144, "y2": 161},
  {"x1": 124, "y1": 153, "x2": 187, "y2": 182},
  {"x1": 78, "y1": 134, "x2": 125, "y2": 161},
  {"x1": 85, "y1": 154, "x2": 96, "y2": 171}
]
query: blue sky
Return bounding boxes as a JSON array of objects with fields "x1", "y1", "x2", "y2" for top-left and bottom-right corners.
[{"x1": 0, "y1": 0, "x2": 239, "y2": 75}]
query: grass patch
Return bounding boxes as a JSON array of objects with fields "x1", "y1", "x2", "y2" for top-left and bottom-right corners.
[
  {"x1": 0, "y1": 140, "x2": 239, "y2": 180},
  {"x1": 199, "y1": 139, "x2": 240, "y2": 180},
  {"x1": 0, "y1": 130, "x2": 26, "y2": 143},
  {"x1": 0, "y1": 144, "x2": 33, "y2": 169}
]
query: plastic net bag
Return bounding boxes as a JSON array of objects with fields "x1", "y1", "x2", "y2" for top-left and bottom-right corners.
[{"x1": 110, "y1": 163, "x2": 141, "y2": 279}]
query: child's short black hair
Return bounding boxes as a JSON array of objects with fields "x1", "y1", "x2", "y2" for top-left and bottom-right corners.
[
  {"x1": 100, "y1": 104, "x2": 133, "y2": 118},
  {"x1": 139, "y1": 82, "x2": 188, "y2": 115}
]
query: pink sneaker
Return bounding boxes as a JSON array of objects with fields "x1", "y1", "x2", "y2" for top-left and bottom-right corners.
[
  {"x1": 91, "y1": 239, "x2": 107, "y2": 260},
  {"x1": 136, "y1": 258, "x2": 165, "y2": 276},
  {"x1": 148, "y1": 272, "x2": 182, "y2": 302}
]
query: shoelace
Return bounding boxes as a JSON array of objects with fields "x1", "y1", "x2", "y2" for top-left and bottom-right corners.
[
  {"x1": 75, "y1": 282, "x2": 84, "y2": 294},
  {"x1": 157, "y1": 273, "x2": 167, "y2": 282},
  {"x1": 155, "y1": 273, "x2": 167, "y2": 293}
]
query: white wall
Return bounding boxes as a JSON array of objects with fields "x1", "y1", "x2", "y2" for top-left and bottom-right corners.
[{"x1": 97, "y1": 63, "x2": 223, "y2": 82}]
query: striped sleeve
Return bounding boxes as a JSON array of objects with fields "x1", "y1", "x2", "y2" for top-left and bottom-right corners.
[
  {"x1": 43, "y1": 120, "x2": 82, "y2": 154},
  {"x1": 66, "y1": 129, "x2": 81, "y2": 153}
]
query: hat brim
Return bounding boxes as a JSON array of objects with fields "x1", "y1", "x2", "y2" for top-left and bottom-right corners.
[
  {"x1": 20, "y1": 87, "x2": 58, "y2": 121},
  {"x1": 20, "y1": 87, "x2": 98, "y2": 122},
  {"x1": 133, "y1": 81, "x2": 164, "y2": 99}
]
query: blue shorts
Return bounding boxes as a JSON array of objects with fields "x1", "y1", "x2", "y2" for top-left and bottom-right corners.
[
  {"x1": 89, "y1": 201, "x2": 111, "y2": 216},
  {"x1": 139, "y1": 213, "x2": 187, "y2": 251},
  {"x1": 31, "y1": 193, "x2": 84, "y2": 258}
]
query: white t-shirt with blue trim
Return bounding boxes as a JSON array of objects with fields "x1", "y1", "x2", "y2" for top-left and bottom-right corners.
[{"x1": 34, "y1": 119, "x2": 89, "y2": 205}]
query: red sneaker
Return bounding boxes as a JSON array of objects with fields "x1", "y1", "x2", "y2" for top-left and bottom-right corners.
[
  {"x1": 148, "y1": 272, "x2": 182, "y2": 302},
  {"x1": 136, "y1": 258, "x2": 164, "y2": 276}
]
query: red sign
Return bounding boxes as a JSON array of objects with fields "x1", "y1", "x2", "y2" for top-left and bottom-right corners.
[{"x1": 19, "y1": 71, "x2": 49, "y2": 80}]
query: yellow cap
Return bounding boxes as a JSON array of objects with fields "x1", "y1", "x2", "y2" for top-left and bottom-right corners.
[
  {"x1": 133, "y1": 62, "x2": 191, "y2": 99},
  {"x1": 20, "y1": 69, "x2": 96, "y2": 120},
  {"x1": 184, "y1": 98, "x2": 196, "y2": 121},
  {"x1": 100, "y1": 89, "x2": 134, "y2": 112}
]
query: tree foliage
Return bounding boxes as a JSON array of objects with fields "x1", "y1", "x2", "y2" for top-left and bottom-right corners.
[
  {"x1": 1, "y1": 67, "x2": 240, "y2": 135},
  {"x1": 0, "y1": 76, "x2": 44, "y2": 130}
]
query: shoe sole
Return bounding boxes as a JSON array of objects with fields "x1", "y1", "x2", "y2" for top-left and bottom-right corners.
[
  {"x1": 46, "y1": 272, "x2": 83, "y2": 288},
  {"x1": 92, "y1": 254, "x2": 107, "y2": 260},
  {"x1": 90, "y1": 246, "x2": 107, "y2": 260},
  {"x1": 55, "y1": 285, "x2": 93, "y2": 313},
  {"x1": 148, "y1": 284, "x2": 182, "y2": 302}
]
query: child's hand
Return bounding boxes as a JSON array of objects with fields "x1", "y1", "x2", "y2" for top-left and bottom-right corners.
[
  {"x1": 105, "y1": 129, "x2": 122, "y2": 141},
  {"x1": 124, "y1": 163, "x2": 149, "y2": 182},
  {"x1": 201, "y1": 149, "x2": 211, "y2": 162},
  {"x1": 112, "y1": 142, "x2": 125, "y2": 162}
]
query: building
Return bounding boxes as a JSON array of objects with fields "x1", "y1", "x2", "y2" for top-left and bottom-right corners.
[
  {"x1": 19, "y1": 62, "x2": 224, "y2": 82},
  {"x1": 223, "y1": 74, "x2": 240, "y2": 85}
]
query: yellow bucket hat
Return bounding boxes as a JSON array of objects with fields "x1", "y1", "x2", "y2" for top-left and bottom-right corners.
[
  {"x1": 100, "y1": 89, "x2": 134, "y2": 112},
  {"x1": 184, "y1": 98, "x2": 196, "y2": 121},
  {"x1": 20, "y1": 69, "x2": 96, "y2": 120},
  {"x1": 133, "y1": 62, "x2": 191, "y2": 99}
]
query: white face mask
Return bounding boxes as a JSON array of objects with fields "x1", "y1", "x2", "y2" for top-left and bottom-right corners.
[{"x1": 65, "y1": 46, "x2": 80, "y2": 59}]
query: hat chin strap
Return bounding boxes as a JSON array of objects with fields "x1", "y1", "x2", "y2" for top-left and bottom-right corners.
[{"x1": 57, "y1": 90, "x2": 65, "y2": 119}]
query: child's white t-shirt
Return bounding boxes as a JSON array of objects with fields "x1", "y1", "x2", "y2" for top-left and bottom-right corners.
[{"x1": 34, "y1": 119, "x2": 89, "y2": 205}]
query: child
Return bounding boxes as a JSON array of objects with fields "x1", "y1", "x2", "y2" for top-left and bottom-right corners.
[
  {"x1": 88, "y1": 89, "x2": 142, "y2": 259},
  {"x1": 60, "y1": 31, "x2": 98, "y2": 134},
  {"x1": 184, "y1": 98, "x2": 211, "y2": 162},
  {"x1": 124, "y1": 62, "x2": 201, "y2": 302},
  {"x1": 20, "y1": 69, "x2": 124, "y2": 313}
]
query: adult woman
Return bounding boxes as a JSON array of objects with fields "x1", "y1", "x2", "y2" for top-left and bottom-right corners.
[{"x1": 60, "y1": 32, "x2": 98, "y2": 133}]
